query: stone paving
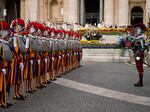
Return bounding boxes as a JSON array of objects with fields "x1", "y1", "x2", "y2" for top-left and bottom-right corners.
[{"x1": 0, "y1": 61, "x2": 150, "y2": 112}]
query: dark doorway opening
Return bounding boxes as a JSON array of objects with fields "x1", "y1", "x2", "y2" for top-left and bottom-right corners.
[
  {"x1": 131, "y1": 6, "x2": 143, "y2": 25},
  {"x1": 5, "y1": 0, "x2": 20, "y2": 23},
  {"x1": 84, "y1": 0, "x2": 99, "y2": 25}
]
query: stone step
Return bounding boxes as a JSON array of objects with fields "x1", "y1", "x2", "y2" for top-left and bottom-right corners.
[
  {"x1": 82, "y1": 55, "x2": 130, "y2": 62},
  {"x1": 82, "y1": 49, "x2": 130, "y2": 62}
]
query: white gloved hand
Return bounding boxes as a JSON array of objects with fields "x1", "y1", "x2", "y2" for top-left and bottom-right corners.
[
  {"x1": 25, "y1": 38, "x2": 30, "y2": 49},
  {"x1": 45, "y1": 58, "x2": 47, "y2": 63},
  {"x1": 59, "y1": 56, "x2": 61, "y2": 59},
  {"x1": 30, "y1": 60, "x2": 33, "y2": 65},
  {"x1": 1, "y1": 69, "x2": 6, "y2": 75},
  {"x1": 129, "y1": 49, "x2": 132, "y2": 52},
  {"x1": 52, "y1": 57, "x2": 54, "y2": 61},
  {"x1": 13, "y1": 36, "x2": 18, "y2": 47},
  {"x1": 62, "y1": 54, "x2": 64, "y2": 57},
  {"x1": 67, "y1": 53, "x2": 69, "y2": 56},
  {"x1": 19, "y1": 63, "x2": 24, "y2": 71},
  {"x1": 37, "y1": 60, "x2": 40, "y2": 65},
  {"x1": 136, "y1": 57, "x2": 140, "y2": 61}
]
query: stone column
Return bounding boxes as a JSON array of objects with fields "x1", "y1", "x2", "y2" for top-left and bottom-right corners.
[
  {"x1": 100, "y1": 0, "x2": 104, "y2": 22},
  {"x1": 68, "y1": 0, "x2": 79, "y2": 23},
  {"x1": 24, "y1": 0, "x2": 29, "y2": 23},
  {"x1": 58, "y1": 1, "x2": 63, "y2": 22},
  {"x1": 80, "y1": 0, "x2": 85, "y2": 25},
  {"x1": 0, "y1": 0, "x2": 5, "y2": 19},
  {"x1": 62, "y1": 0, "x2": 68, "y2": 22},
  {"x1": 104, "y1": 0, "x2": 114, "y2": 25},
  {"x1": 43, "y1": 0, "x2": 48, "y2": 22},
  {"x1": 20, "y1": 0, "x2": 25, "y2": 20},
  {"x1": 118, "y1": 0, "x2": 129, "y2": 26},
  {"x1": 28, "y1": 0, "x2": 38, "y2": 21},
  {"x1": 36, "y1": 0, "x2": 45, "y2": 22},
  {"x1": 146, "y1": 0, "x2": 150, "y2": 27}
]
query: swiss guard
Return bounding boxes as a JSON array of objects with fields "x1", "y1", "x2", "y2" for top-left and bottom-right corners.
[
  {"x1": 10, "y1": 18, "x2": 26, "y2": 99},
  {"x1": 49, "y1": 28, "x2": 57, "y2": 81},
  {"x1": 34, "y1": 22, "x2": 46, "y2": 89},
  {"x1": 129, "y1": 23, "x2": 147, "y2": 87},
  {"x1": 26, "y1": 21, "x2": 39, "y2": 92},
  {"x1": 0, "y1": 20, "x2": 13, "y2": 107}
]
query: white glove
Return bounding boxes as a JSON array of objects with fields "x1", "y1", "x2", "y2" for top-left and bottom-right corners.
[
  {"x1": 52, "y1": 57, "x2": 54, "y2": 61},
  {"x1": 67, "y1": 53, "x2": 69, "y2": 56},
  {"x1": 136, "y1": 57, "x2": 140, "y2": 61},
  {"x1": 13, "y1": 36, "x2": 18, "y2": 47},
  {"x1": 37, "y1": 60, "x2": 40, "y2": 65},
  {"x1": 30, "y1": 60, "x2": 33, "y2": 65},
  {"x1": 25, "y1": 38, "x2": 30, "y2": 49},
  {"x1": 19, "y1": 63, "x2": 24, "y2": 71},
  {"x1": 62, "y1": 54, "x2": 65, "y2": 57},
  {"x1": 45, "y1": 58, "x2": 47, "y2": 63},
  {"x1": 1, "y1": 69, "x2": 6, "y2": 75},
  {"x1": 59, "y1": 56, "x2": 61, "y2": 59},
  {"x1": 129, "y1": 49, "x2": 132, "y2": 52}
]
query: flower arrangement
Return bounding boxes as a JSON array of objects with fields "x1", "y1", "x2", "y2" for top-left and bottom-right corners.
[
  {"x1": 81, "y1": 40, "x2": 120, "y2": 49},
  {"x1": 84, "y1": 30, "x2": 102, "y2": 41},
  {"x1": 78, "y1": 28, "x2": 127, "y2": 35}
]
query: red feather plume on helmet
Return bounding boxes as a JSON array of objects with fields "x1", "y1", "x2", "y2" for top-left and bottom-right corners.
[
  {"x1": 37, "y1": 23, "x2": 44, "y2": 31},
  {"x1": 26, "y1": 21, "x2": 39, "y2": 31},
  {"x1": 0, "y1": 20, "x2": 10, "y2": 30},
  {"x1": 10, "y1": 18, "x2": 25, "y2": 28},
  {"x1": 44, "y1": 26, "x2": 49, "y2": 31},
  {"x1": 21, "y1": 31, "x2": 29, "y2": 36}
]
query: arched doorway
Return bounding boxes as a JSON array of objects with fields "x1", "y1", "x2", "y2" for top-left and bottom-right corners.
[
  {"x1": 131, "y1": 6, "x2": 143, "y2": 25},
  {"x1": 84, "y1": 0, "x2": 99, "y2": 25}
]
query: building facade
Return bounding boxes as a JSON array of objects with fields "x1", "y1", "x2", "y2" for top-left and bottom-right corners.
[{"x1": 0, "y1": 0, "x2": 150, "y2": 26}]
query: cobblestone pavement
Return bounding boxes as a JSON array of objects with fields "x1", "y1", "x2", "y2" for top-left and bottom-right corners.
[{"x1": 1, "y1": 61, "x2": 150, "y2": 112}]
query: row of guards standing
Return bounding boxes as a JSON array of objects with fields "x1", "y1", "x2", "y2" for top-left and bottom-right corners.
[{"x1": 0, "y1": 18, "x2": 83, "y2": 108}]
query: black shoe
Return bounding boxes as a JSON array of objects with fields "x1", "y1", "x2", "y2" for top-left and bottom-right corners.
[
  {"x1": 58, "y1": 75, "x2": 61, "y2": 78},
  {"x1": 0, "y1": 103, "x2": 13, "y2": 108},
  {"x1": 26, "y1": 90, "x2": 34, "y2": 94},
  {"x1": 13, "y1": 95, "x2": 25, "y2": 100},
  {"x1": 134, "y1": 82, "x2": 143, "y2": 87},
  {"x1": 41, "y1": 85, "x2": 46, "y2": 88},
  {"x1": 47, "y1": 81, "x2": 52, "y2": 84},
  {"x1": 36, "y1": 86, "x2": 43, "y2": 89},
  {"x1": 51, "y1": 78, "x2": 57, "y2": 81}
]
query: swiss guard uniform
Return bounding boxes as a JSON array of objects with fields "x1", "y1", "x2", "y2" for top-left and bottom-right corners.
[
  {"x1": 0, "y1": 20, "x2": 83, "y2": 108},
  {"x1": 26, "y1": 21, "x2": 40, "y2": 92},
  {"x1": 78, "y1": 34, "x2": 83, "y2": 67},
  {"x1": 49, "y1": 28, "x2": 56, "y2": 81},
  {"x1": 54, "y1": 30, "x2": 61, "y2": 78},
  {"x1": 127, "y1": 24, "x2": 147, "y2": 87},
  {"x1": 43, "y1": 26, "x2": 51, "y2": 84},
  {"x1": 56, "y1": 30, "x2": 64, "y2": 77},
  {"x1": 10, "y1": 18, "x2": 26, "y2": 100},
  {"x1": 60, "y1": 31, "x2": 66, "y2": 75},
  {"x1": 32, "y1": 22, "x2": 46, "y2": 89},
  {"x1": 0, "y1": 20, "x2": 13, "y2": 107}
]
